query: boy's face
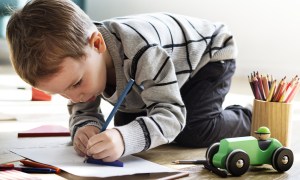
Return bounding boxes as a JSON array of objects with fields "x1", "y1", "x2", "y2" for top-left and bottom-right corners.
[{"x1": 36, "y1": 45, "x2": 107, "y2": 103}]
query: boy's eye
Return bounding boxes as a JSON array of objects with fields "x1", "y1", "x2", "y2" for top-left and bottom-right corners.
[{"x1": 72, "y1": 79, "x2": 82, "y2": 88}]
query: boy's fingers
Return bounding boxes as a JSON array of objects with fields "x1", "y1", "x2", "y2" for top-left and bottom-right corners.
[
  {"x1": 73, "y1": 126, "x2": 100, "y2": 156},
  {"x1": 102, "y1": 155, "x2": 118, "y2": 162},
  {"x1": 87, "y1": 133, "x2": 106, "y2": 148},
  {"x1": 74, "y1": 141, "x2": 86, "y2": 154},
  {"x1": 85, "y1": 130, "x2": 98, "y2": 139},
  {"x1": 83, "y1": 126, "x2": 100, "y2": 138},
  {"x1": 91, "y1": 149, "x2": 111, "y2": 160},
  {"x1": 74, "y1": 133, "x2": 89, "y2": 154},
  {"x1": 86, "y1": 140, "x2": 106, "y2": 155},
  {"x1": 78, "y1": 133, "x2": 89, "y2": 148},
  {"x1": 73, "y1": 143, "x2": 86, "y2": 156}
]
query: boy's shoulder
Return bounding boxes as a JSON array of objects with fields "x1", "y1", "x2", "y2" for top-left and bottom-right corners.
[
  {"x1": 98, "y1": 12, "x2": 212, "y2": 30},
  {"x1": 100, "y1": 12, "x2": 193, "y2": 23}
]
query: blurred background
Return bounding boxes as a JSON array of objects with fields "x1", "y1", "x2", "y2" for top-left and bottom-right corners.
[{"x1": 1, "y1": 0, "x2": 300, "y2": 78}]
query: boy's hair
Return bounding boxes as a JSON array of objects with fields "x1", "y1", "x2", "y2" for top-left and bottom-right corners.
[{"x1": 6, "y1": 0, "x2": 95, "y2": 86}]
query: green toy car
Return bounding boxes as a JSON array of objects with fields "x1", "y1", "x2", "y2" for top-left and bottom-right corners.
[{"x1": 206, "y1": 136, "x2": 294, "y2": 176}]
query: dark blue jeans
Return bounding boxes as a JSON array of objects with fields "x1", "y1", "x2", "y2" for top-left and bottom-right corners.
[
  {"x1": 114, "y1": 60, "x2": 252, "y2": 148},
  {"x1": 175, "y1": 59, "x2": 251, "y2": 147}
]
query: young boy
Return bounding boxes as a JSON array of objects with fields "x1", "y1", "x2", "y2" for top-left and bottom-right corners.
[{"x1": 6, "y1": 0, "x2": 251, "y2": 162}]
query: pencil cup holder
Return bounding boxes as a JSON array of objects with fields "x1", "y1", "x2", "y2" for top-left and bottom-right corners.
[{"x1": 251, "y1": 99, "x2": 293, "y2": 147}]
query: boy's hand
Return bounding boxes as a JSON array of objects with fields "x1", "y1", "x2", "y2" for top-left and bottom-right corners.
[
  {"x1": 86, "y1": 129, "x2": 125, "y2": 162},
  {"x1": 73, "y1": 126, "x2": 100, "y2": 156}
]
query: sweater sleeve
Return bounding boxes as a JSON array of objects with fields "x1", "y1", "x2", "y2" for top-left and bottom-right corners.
[
  {"x1": 68, "y1": 96, "x2": 105, "y2": 141},
  {"x1": 114, "y1": 45, "x2": 186, "y2": 156}
]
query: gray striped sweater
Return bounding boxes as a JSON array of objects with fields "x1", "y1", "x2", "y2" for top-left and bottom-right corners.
[{"x1": 68, "y1": 13, "x2": 237, "y2": 156}]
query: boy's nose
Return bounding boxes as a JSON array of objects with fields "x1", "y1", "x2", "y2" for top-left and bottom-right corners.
[
  {"x1": 61, "y1": 93, "x2": 84, "y2": 103},
  {"x1": 69, "y1": 97, "x2": 80, "y2": 103},
  {"x1": 70, "y1": 94, "x2": 84, "y2": 103}
]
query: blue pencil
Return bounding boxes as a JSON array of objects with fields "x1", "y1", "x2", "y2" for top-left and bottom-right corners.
[
  {"x1": 85, "y1": 78, "x2": 135, "y2": 167},
  {"x1": 101, "y1": 78, "x2": 135, "y2": 131},
  {"x1": 16, "y1": 167, "x2": 56, "y2": 173}
]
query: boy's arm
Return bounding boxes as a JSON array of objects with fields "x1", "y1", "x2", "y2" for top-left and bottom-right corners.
[
  {"x1": 68, "y1": 96, "x2": 104, "y2": 141},
  {"x1": 115, "y1": 45, "x2": 186, "y2": 156}
]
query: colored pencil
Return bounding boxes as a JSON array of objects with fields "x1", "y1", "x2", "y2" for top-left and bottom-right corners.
[
  {"x1": 249, "y1": 72, "x2": 299, "y2": 103},
  {"x1": 20, "y1": 159, "x2": 61, "y2": 174},
  {"x1": 266, "y1": 80, "x2": 276, "y2": 102}
]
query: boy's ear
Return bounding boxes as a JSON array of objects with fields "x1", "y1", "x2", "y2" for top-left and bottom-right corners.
[{"x1": 89, "y1": 31, "x2": 106, "y2": 53}]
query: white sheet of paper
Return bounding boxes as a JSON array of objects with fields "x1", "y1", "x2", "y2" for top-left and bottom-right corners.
[{"x1": 11, "y1": 146, "x2": 175, "y2": 178}]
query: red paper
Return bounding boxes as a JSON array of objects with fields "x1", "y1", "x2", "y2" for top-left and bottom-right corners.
[{"x1": 18, "y1": 125, "x2": 70, "y2": 137}]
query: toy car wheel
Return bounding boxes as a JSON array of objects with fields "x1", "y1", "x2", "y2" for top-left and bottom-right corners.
[
  {"x1": 205, "y1": 142, "x2": 220, "y2": 167},
  {"x1": 272, "y1": 147, "x2": 293, "y2": 172},
  {"x1": 225, "y1": 150, "x2": 250, "y2": 176}
]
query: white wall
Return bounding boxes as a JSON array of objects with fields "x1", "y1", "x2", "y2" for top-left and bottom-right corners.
[{"x1": 86, "y1": 0, "x2": 300, "y2": 78}]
